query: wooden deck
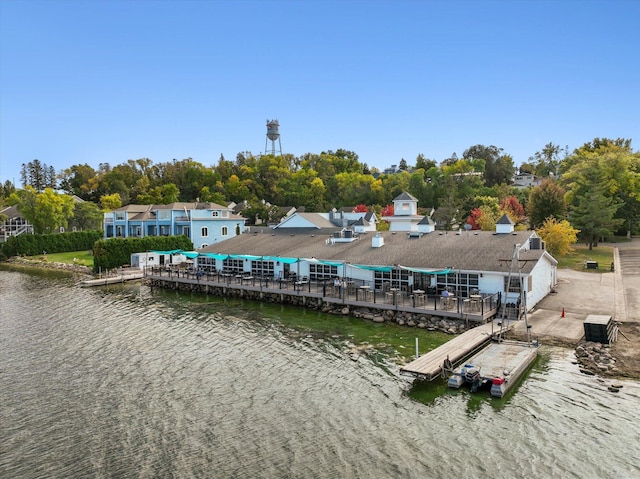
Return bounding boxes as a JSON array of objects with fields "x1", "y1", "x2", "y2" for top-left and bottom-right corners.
[
  {"x1": 81, "y1": 271, "x2": 144, "y2": 287},
  {"x1": 143, "y1": 271, "x2": 499, "y2": 323},
  {"x1": 400, "y1": 321, "x2": 502, "y2": 380}
]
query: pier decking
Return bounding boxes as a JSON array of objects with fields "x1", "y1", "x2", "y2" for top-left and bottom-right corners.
[
  {"x1": 143, "y1": 268, "x2": 500, "y2": 323},
  {"x1": 81, "y1": 271, "x2": 144, "y2": 287},
  {"x1": 400, "y1": 321, "x2": 502, "y2": 380}
]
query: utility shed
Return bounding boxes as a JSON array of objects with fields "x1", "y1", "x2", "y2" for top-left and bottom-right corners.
[{"x1": 583, "y1": 314, "x2": 616, "y2": 344}]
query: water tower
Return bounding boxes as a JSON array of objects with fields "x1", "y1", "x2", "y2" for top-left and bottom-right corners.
[{"x1": 265, "y1": 119, "x2": 282, "y2": 156}]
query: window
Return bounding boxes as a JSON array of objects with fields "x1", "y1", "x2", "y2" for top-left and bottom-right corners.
[
  {"x1": 157, "y1": 210, "x2": 170, "y2": 220},
  {"x1": 221, "y1": 226, "x2": 228, "y2": 236},
  {"x1": 251, "y1": 260, "x2": 275, "y2": 277},
  {"x1": 374, "y1": 269, "x2": 409, "y2": 291},
  {"x1": 201, "y1": 227, "x2": 208, "y2": 237},
  {"x1": 198, "y1": 256, "x2": 216, "y2": 272},
  {"x1": 115, "y1": 212, "x2": 125, "y2": 221},
  {"x1": 212, "y1": 211, "x2": 219, "y2": 217},
  {"x1": 223, "y1": 258, "x2": 244, "y2": 274},
  {"x1": 504, "y1": 276, "x2": 522, "y2": 293},
  {"x1": 309, "y1": 264, "x2": 337, "y2": 280},
  {"x1": 436, "y1": 272, "x2": 479, "y2": 297}
]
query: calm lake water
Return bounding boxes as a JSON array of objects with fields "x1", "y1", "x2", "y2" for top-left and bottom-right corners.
[{"x1": 1, "y1": 267, "x2": 639, "y2": 479}]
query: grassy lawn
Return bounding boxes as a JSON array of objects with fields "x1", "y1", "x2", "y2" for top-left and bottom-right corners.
[
  {"x1": 32, "y1": 250, "x2": 94, "y2": 267},
  {"x1": 555, "y1": 244, "x2": 614, "y2": 271}
]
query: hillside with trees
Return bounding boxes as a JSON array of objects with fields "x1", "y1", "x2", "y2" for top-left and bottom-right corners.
[{"x1": 2, "y1": 138, "x2": 638, "y2": 246}]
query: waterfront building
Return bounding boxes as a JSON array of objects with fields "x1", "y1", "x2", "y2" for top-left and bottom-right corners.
[
  {"x1": 0, "y1": 205, "x2": 34, "y2": 242},
  {"x1": 103, "y1": 202, "x2": 246, "y2": 249},
  {"x1": 198, "y1": 193, "x2": 557, "y2": 312}
]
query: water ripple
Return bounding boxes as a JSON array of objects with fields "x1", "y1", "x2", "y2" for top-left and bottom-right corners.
[{"x1": 1, "y1": 270, "x2": 640, "y2": 478}]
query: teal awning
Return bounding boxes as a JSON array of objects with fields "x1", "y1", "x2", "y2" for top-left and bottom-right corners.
[
  {"x1": 151, "y1": 249, "x2": 184, "y2": 255},
  {"x1": 229, "y1": 254, "x2": 263, "y2": 260},
  {"x1": 398, "y1": 265, "x2": 450, "y2": 274},
  {"x1": 262, "y1": 256, "x2": 299, "y2": 264},
  {"x1": 181, "y1": 251, "x2": 199, "y2": 259},
  {"x1": 349, "y1": 264, "x2": 394, "y2": 272},
  {"x1": 200, "y1": 253, "x2": 229, "y2": 260}
]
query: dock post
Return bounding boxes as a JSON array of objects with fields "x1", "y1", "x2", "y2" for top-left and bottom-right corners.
[{"x1": 415, "y1": 337, "x2": 419, "y2": 359}]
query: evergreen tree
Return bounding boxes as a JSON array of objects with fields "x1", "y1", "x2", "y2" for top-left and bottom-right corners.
[{"x1": 568, "y1": 176, "x2": 623, "y2": 249}]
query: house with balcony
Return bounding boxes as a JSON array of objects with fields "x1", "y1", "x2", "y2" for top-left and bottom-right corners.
[
  {"x1": 103, "y1": 202, "x2": 246, "y2": 249},
  {"x1": 0, "y1": 206, "x2": 34, "y2": 242}
]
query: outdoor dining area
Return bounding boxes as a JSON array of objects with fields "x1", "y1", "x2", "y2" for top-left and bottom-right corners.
[{"x1": 146, "y1": 266, "x2": 499, "y2": 321}]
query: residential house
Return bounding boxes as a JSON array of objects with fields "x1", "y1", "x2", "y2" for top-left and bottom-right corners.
[
  {"x1": 512, "y1": 173, "x2": 543, "y2": 188},
  {"x1": 0, "y1": 206, "x2": 34, "y2": 242},
  {"x1": 272, "y1": 208, "x2": 378, "y2": 234},
  {"x1": 103, "y1": 202, "x2": 246, "y2": 249}
]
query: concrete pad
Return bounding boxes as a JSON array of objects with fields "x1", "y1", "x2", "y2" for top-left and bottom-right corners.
[{"x1": 510, "y1": 238, "x2": 640, "y2": 345}]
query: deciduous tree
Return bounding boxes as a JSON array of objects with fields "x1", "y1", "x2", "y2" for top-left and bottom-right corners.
[
  {"x1": 527, "y1": 179, "x2": 566, "y2": 229},
  {"x1": 536, "y1": 217, "x2": 579, "y2": 257}
]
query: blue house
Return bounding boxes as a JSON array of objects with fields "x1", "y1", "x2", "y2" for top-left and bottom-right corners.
[{"x1": 103, "y1": 202, "x2": 247, "y2": 249}]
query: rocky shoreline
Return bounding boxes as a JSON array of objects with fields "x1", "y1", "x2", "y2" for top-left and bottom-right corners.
[
  {"x1": 6, "y1": 257, "x2": 94, "y2": 276},
  {"x1": 147, "y1": 276, "x2": 470, "y2": 336},
  {"x1": 575, "y1": 341, "x2": 617, "y2": 375},
  {"x1": 5, "y1": 257, "x2": 638, "y2": 380}
]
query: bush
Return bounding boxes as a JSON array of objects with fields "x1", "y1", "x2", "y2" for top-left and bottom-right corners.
[
  {"x1": 92, "y1": 235, "x2": 193, "y2": 272},
  {"x1": 0, "y1": 231, "x2": 103, "y2": 260}
]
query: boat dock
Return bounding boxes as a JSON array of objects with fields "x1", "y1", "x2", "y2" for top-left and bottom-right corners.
[
  {"x1": 80, "y1": 271, "x2": 144, "y2": 287},
  {"x1": 449, "y1": 341, "x2": 539, "y2": 397},
  {"x1": 400, "y1": 321, "x2": 504, "y2": 380}
]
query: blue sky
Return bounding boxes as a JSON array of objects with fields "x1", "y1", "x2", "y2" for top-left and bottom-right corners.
[{"x1": 1, "y1": 0, "x2": 638, "y2": 186}]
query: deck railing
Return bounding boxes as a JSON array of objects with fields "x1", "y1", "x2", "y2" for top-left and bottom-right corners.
[{"x1": 146, "y1": 267, "x2": 499, "y2": 322}]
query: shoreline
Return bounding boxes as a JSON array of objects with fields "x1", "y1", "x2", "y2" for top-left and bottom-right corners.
[
  {"x1": 4, "y1": 257, "x2": 94, "y2": 276},
  {"x1": 3, "y1": 257, "x2": 639, "y2": 380}
]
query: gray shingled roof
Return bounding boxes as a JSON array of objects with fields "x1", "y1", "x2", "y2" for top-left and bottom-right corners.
[
  {"x1": 394, "y1": 191, "x2": 418, "y2": 201},
  {"x1": 202, "y1": 229, "x2": 548, "y2": 274},
  {"x1": 497, "y1": 214, "x2": 514, "y2": 225},
  {"x1": 275, "y1": 213, "x2": 338, "y2": 229}
]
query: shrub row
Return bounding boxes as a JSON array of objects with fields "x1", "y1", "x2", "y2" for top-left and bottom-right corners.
[
  {"x1": 0, "y1": 231, "x2": 103, "y2": 259},
  {"x1": 93, "y1": 235, "x2": 193, "y2": 272}
]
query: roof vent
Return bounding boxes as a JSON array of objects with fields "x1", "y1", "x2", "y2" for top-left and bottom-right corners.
[{"x1": 372, "y1": 234, "x2": 384, "y2": 248}]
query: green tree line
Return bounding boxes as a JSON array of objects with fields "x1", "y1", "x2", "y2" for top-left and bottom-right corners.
[{"x1": 2, "y1": 138, "x2": 639, "y2": 248}]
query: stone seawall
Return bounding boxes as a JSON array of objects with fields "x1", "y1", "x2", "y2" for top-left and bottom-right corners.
[{"x1": 148, "y1": 278, "x2": 469, "y2": 335}]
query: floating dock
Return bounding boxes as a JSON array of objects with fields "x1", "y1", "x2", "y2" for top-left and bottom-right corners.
[{"x1": 448, "y1": 341, "x2": 539, "y2": 397}]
